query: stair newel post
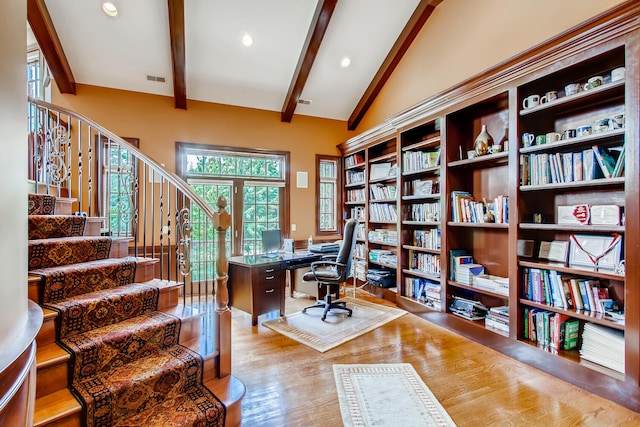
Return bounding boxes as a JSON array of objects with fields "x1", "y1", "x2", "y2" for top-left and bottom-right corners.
[{"x1": 213, "y1": 195, "x2": 232, "y2": 376}]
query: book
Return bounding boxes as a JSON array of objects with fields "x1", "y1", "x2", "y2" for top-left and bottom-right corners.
[
  {"x1": 592, "y1": 145, "x2": 618, "y2": 179},
  {"x1": 562, "y1": 319, "x2": 580, "y2": 350},
  {"x1": 582, "y1": 148, "x2": 603, "y2": 180},
  {"x1": 612, "y1": 142, "x2": 626, "y2": 178}
]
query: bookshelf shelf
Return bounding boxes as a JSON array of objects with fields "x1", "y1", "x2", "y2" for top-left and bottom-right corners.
[
  {"x1": 370, "y1": 198, "x2": 397, "y2": 203},
  {"x1": 403, "y1": 269, "x2": 440, "y2": 281},
  {"x1": 402, "y1": 166, "x2": 440, "y2": 176},
  {"x1": 345, "y1": 182, "x2": 365, "y2": 188},
  {"x1": 519, "y1": 79, "x2": 625, "y2": 117},
  {"x1": 345, "y1": 162, "x2": 365, "y2": 170},
  {"x1": 370, "y1": 152, "x2": 396, "y2": 163},
  {"x1": 368, "y1": 240, "x2": 397, "y2": 247},
  {"x1": 519, "y1": 128, "x2": 625, "y2": 154},
  {"x1": 518, "y1": 223, "x2": 625, "y2": 233},
  {"x1": 402, "y1": 245, "x2": 440, "y2": 254},
  {"x1": 370, "y1": 260, "x2": 397, "y2": 269},
  {"x1": 447, "y1": 280, "x2": 509, "y2": 300},
  {"x1": 447, "y1": 221, "x2": 509, "y2": 229},
  {"x1": 518, "y1": 259, "x2": 624, "y2": 281},
  {"x1": 402, "y1": 220, "x2": 439, "y2": 226},
  {"x1": 402, "y1": 136, "x2": 441, "y2": 151},
  {"x1": 447, "y1": 151, "x2": 508, "y2": 168},
  {"x1": 519, "y1": 177, "x2": 625, "y2": 192},
  {"x1": 369, "y1": 176, "x2": 398, "y2": 184},
  {"x1": 519, "y1": 299, "x2": 624, "y2": 331},
  {"x1": 402, "y1": 193, "x2": 441, "y2": 201},
  {"x1": 345, "y1": 200, "x2": 365, "y2": 205}
]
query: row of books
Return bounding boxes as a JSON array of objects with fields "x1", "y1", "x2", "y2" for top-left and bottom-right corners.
[
  {"x1": 520, "y1": 145, "x2": 624, "y2": 186},
  {"x1": 408, "y1": 250, "x2": 441, "y2": 276},
  {"x1": 485, "y1": 306, "x2": 510, "y2": 337},
  {"x1": 344, "y1": 153, "x2": 364, "y2": 168},
  {"x1": 405, "y1": 277, "x2": 441, "y2": 310},
  {"x1": 450, "y1": 191, "x2": 509, "y2": 223},
  {"x1": 369, "y1": 203, "x2": 397, "y2": 222},
  {"x1": 402, "y1": 149, "x2": 441, "y2": 172},
  {"x1": 522, "y1": 268, "x2": 612, "y2": 314},
  {"x1": 355, "y1": 223, "x2": 366, "y2": 240},
  {"x1": 346, "y1": 188, "x2": 366, "y2": 202},
  {"x1": 412, "y1": 229, "x2": 441, "y2": 250},
  {"x1": 369, "y1": 250, "x2": 397, "y2": 266},
  {"x1": 408, "y1": 202, "x2": 440, "y2": 222},
  {"x1": 346, "y1": 169, "x2": 365, "y2": 185},
  {"x1": 370, "y1": 183, "x2": 397, "y2": 200},
  {"x1": 354, "y1": 243, "x2": 366, "y2": 259},
  {"x1": 404, "y1": 179, "x2": 439, "y2": 196},
  {"x1": 350, "y1": 206, "x2": 365, "y2": 221},
  {"x1": 368, "y1": 228, "x2": 398, "y2": 244},
  {"x1": 523, "y1": 308, "x2": 580, "y2": 351}
]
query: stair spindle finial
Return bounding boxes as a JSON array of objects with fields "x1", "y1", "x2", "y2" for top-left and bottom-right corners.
[{"x1": 213, "y1": 195, "x2": 231, "y2": 312}]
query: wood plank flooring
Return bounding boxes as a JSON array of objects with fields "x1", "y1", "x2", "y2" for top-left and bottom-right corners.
[{"x1": 230, "y1": 289, "x2": 640, "y2": 426}]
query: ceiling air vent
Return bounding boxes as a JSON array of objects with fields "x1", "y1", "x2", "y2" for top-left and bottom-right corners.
[
  {"x1": 146, "y1": 75, "x2": 166, "y2": 83},
  {"x1": 298, "y1": 99, "x2": 312, "y2": 105}
]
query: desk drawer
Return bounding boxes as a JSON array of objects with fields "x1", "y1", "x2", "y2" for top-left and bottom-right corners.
[{"x1": 257, "y1": 264, "x2": 281, "y2": 277}]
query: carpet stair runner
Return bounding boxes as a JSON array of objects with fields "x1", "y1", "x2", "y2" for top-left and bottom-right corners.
[{"x1": 28, "y1": 193, "x2": 226, "y2": 427}]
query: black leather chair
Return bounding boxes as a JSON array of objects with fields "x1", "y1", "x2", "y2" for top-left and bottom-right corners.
[{"x1": 302, "y1": 218, "x2": 358, "y2": 321}]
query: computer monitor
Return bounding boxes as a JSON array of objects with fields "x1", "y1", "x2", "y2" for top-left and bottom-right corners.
[{"x1": 261, "y1": 229, "x2": 281, "y2": 257}]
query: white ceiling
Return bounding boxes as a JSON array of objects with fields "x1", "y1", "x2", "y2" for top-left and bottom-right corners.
[{"x1": 34, "y1": 0, "x2": 423, "y2": 122}]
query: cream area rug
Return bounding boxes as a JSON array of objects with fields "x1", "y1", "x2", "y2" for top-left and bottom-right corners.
[
  {"x1": 262, "y1": 297, "x2": 406, "y2": 352},
  {"x1": 333, "y1": 363, "x2": 457, "y2": 427}
]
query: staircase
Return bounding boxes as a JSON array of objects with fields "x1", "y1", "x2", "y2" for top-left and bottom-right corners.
[{"x1": 27, "y1": 99, "x2": 245, "y2": 426}]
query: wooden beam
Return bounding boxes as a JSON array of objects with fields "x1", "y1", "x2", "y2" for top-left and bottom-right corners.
[
  {"x1": 168, "y1": 0, "x2": 187, "y2": 109},
  {"x1": 27, "y1": 0, "x2": 75, "y2": 94},
  {"x1": 281, "y1": 0, "x2": 338, "y2": 123},
  {"x1": 347, "y1": 0, "x2": 442, "y2": 131}
]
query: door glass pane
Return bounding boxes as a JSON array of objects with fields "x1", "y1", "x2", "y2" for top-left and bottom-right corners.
[{"x1": 243, "y1": 184, "x2": 281, "y2": 255}]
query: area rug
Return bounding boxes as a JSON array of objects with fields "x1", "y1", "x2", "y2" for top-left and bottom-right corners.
[
  {"x1": 262, "y1": 297, "x2": 406, "y2": 352},
  {"x1": 333, "y1": 363, "x2": 457, "y2": 427}
]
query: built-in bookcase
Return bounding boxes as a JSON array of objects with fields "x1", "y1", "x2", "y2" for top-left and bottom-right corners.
[
  {"x1": 515, "y1": 45, "x2": 627, "y2": 378},
  {"x1": 443, "y1": 93, "x2": 512, "y2": 330},
  {"x1": 398, "y1": 118, "x2": 443, "y2": 310},
  {"x1": 338, "y1": 4, "x2": 640, "y2": 411}
]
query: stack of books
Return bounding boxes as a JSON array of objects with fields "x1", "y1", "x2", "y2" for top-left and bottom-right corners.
[
  {"x1": 580, "y1": 323, "x2": 625, "y2": 375},
  {"x1": 485, "y1": 306, "x2": 509, "y2": 337},
  {"x1": 449, "y1": 296, "x2": 487, "y2": 320},
  {"x1": 455, "y1": 263, "x2": 484, "y2": 285},
  {"x1": 405, "y1": 277, "x2": 441, "y2": 310}
]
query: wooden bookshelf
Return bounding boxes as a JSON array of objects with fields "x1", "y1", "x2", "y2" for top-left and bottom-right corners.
[{"x1": 338, "y1": 4, "x2": 640, "y2": 412}]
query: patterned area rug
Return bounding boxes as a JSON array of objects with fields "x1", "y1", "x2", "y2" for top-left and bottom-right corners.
[
  {"x1": 262, "y1": 297, "x2": 406, "y2": 352},
  {"x1": 333, "y1": 363, "x2": 457, "y2": 427},
  {"x1": 28, "y1": 214, "x2": 86, "y2": 239}
]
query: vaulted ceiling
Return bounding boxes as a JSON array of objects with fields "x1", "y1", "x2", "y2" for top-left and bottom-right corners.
[{"x1": 28, "y1": 0, "x2": 442, "y2": 130}]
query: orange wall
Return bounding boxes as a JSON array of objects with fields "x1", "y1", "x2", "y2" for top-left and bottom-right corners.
[
  {"x1": 355, "y1": 0, "x2": 626, "y2": 133},
  {"x1": 53, "y1": 84, "x2": 354, "y2": 240}
]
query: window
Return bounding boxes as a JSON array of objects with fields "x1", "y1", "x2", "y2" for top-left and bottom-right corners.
[
  {"x1": 317, "y1": 155, "x2": 342, "y2": 235},
  {"x1": 99, "y1": 137, "x2": 139, "y2": 237},
  {"x1": 177, "y1": 143, "x2": 290, "y2": 258}
]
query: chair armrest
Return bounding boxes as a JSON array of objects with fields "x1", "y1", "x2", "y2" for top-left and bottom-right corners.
[
  {"x1": 322, "y1": 254, "x2": 338, "y2": 261},
  {"x1": 309, "y1": 260, "x2": 346, "y2": 276}
]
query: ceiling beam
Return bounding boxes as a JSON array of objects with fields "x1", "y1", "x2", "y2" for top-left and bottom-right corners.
[
  {"x1": 27, "y1": 0, "x2": 75, "y2": 94},
  {"x1": 281, "y1": 0, "x2": 338, "y2": 123},
  {"x1": 347, "y1": 0, "x2": 442, "y2": 131},
  {"x1": 168, "y1": 0, "x2": 187, "y2": 109}
]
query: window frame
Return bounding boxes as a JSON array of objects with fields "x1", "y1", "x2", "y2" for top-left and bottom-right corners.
[{"x1": 316, "y1": 154, "x2": 342, "y2": 237}]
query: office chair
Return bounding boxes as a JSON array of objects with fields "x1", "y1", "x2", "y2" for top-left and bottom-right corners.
[{"x1": 302, "y1": 217, "x2": 358, "y2": 321}]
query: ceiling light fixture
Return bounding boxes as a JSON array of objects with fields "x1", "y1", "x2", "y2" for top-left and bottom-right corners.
[
  {"x1": 340, "y1": 56, "x2": 351, "y2": 68},
  {"x1": 102, "y1": 2, "x2": 118, "y2": 17},
  {"x1": 242, "y1": 34, "x2": 253, "y2": 47}
]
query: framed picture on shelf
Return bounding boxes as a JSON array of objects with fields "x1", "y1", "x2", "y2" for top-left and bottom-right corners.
[
  {"x1": 568, "y1": 234, "x2": 622, "y2": 270},
  {"x1": 538, "y1": 240, "x2": 569, "y2": 263}
]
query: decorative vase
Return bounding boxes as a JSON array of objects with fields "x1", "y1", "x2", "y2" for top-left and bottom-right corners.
[{"x1": 474, "y1": 124, "x2": 493, "y2": 156}]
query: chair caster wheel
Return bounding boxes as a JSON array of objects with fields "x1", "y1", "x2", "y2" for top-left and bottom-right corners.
[{"x1": 348, "y1": 312, "x2": 352, "y2": 317}]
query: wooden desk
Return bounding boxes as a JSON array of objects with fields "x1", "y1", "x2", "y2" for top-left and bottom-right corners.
[{"x1": 228, "y1": 252, "x2": 323, "y2": 326}]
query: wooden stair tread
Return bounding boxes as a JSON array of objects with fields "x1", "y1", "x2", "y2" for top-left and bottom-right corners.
[
  {"x1": 36, "y1": 343, "x2": 69, "y2": 368},
  {"x1": 42, "y1": 307, "x2": 57, "y2": 319},
  {"x1": 163, "y1": 304, "x2": 203, "y2": 319},
  {"x1": 204, "y1": 375, "x2": 246, "y2": 427},
  {"x1": 182, "y1": 336, "x2": 220, "y2": 359},
  {"x1": 34, "y1": 388, "x2": 82, "y2": 427}
]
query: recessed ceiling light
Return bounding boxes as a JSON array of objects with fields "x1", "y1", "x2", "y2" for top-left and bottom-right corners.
[
  {"x1": 340, "y1": 56, "x2": 351, "y2": 68},
  {"x1": 102, "y1": 2, "x2": 118, "y2": 17},
  {"x1": 242, "y1": 34, "x2": 253, "y2": 47}
]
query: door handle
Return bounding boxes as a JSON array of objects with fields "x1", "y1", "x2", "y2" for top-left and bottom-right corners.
[{"x1": 266, "y1": 288, "x2": 275, "y2": 293}]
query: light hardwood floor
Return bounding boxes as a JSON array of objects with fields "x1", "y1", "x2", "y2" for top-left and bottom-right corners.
[{"x1": 230, "y1": 289, "x2": 640, "y2": 426}]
